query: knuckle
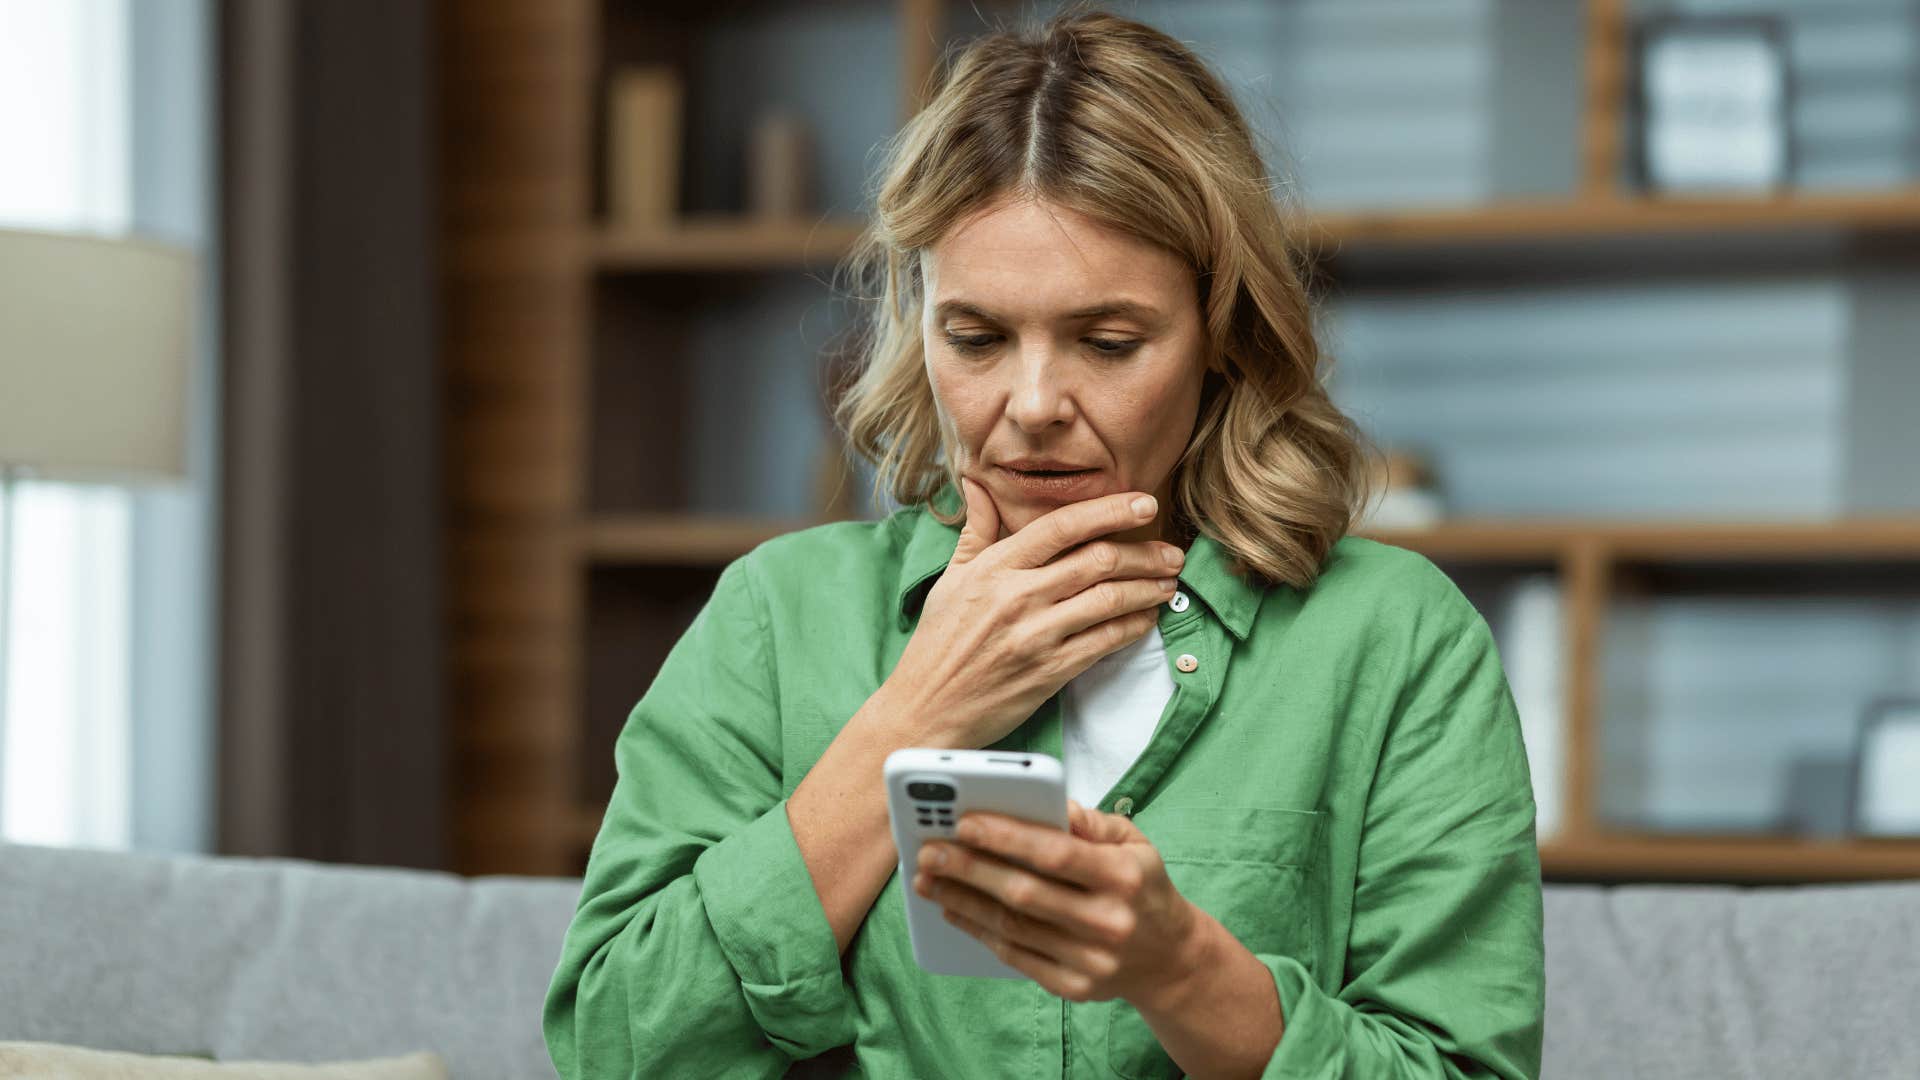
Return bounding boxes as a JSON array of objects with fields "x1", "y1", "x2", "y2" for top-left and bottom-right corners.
[
  {"x1": 1090, "y1": 542, "x2": 1119, "y2": 573},
  {"x1": 1088, "y1": 950, "x2": 1121, "y2": 979},
  {"x1": 1041, "y1": 516, "x2": 1072, "y2": 552},
  {"x1": 1003, "y1": 877, "x2": 1037, "y2": 909},
  {"x1": 1037, "y1": 650, "x2": 1071, "y2": 681},
  {"x1": 1020, "y1": 624, "x2": 1058, "y2": 656},
  {"x1": 1014, "y1": 575, "x2": 1048, "y2": 605},
  {"x1": 1112, "y1": 862, "x2": 1144, "y2": 896},
  {"x1": 1063, "y1": 973, "x2": 1095, "y2": 1002},
  {"x1": 1034, "y1": 842, "x2": 1070, "y2": 875},
  {"x1": 1109, "y1": 907, "x2": 1138, "y2": 941},
  {"x1": 1103, "y1": 619, "x2": 1130, "y2": 649}
]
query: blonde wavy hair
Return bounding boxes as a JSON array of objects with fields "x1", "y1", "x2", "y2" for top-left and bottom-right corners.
[{"x1": 829, "y1": 4, "x2": 1380, "y2": 590}]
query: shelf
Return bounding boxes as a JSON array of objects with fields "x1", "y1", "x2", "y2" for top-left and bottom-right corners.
[
  {"x1": 581, "y1": 512, "x2": 829, "y2": 564},
  {"x1": 587, "y1": 189, "x2": 1920, "y2": 273},
  {"x1": 1307, "y1": 188, "x2": 1920, "y2": 251},
  {"x1": 1359, "y1": 516, "x2": 1920, "y2": 564},
  {"x1": 1356, "y1": 520, "x2": 1573, "y2": 561},
  {"x1": 593, "y1": 215, "x2": 868, "y2": 271},
  {"x1": 1540, "y1": 834, "x2": 1920, "y2": 883},
  {"x1": 579, "y1": 512, "x2": 1920, "y2": 567}
]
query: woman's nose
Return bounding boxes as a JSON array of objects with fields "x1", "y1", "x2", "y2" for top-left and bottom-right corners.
[{"x1": 1004, "y1": 351, "x2": 1076, "y2": 432}]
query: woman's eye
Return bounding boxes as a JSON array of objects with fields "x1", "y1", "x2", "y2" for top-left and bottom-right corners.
[
  {"x1": 944, "y1": 333, "x2": 997, "y2": 355},
  {"x1": 941, "y1": 334, "x2": 1141, "y2": 357},
  {"x1": 1086, "y1": 338, "x2": 1140, "y2": 356}
]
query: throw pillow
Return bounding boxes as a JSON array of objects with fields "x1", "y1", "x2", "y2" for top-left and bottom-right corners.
[{"x1": 0, "y1": 1042, "x2": 447, "y2": 1080}]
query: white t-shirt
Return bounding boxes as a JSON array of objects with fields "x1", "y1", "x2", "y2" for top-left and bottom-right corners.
[{"x1": 1061, "y1": 624, "x2": 1176, "y2": 809}]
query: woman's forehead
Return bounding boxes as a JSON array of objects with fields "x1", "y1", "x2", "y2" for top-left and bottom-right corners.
[{"x1": 921, "y1": 204, "x2": 1192, "y2": 323}]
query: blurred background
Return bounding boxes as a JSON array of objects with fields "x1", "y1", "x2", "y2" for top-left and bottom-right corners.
[{"x1": 2, "y1": 0, "x2": 1917, "y2": 885}]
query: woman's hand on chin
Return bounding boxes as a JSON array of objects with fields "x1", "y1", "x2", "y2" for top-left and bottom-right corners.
[{"x1": 878, "y1": 476, "x2": 1183, "y2": 751}]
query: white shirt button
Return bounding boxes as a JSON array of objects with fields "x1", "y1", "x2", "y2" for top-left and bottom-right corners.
[
  {"x1": 1168, "y1": 590, "x2": 1190, "y2": 613},
  {"x1": 1112, "y1": 796, "x2": 1134, "y2": 816},
  {"x1": 1174, "y1": 653, "x2": 1199, "y2": 673}
]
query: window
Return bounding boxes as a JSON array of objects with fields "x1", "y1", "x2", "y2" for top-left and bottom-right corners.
[{"x1": 0, "y1": 0, "x2": 214, "y2": 852}]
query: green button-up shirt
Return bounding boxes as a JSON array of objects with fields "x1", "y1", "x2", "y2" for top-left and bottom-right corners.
[{"x1": 544, "y1": 482, "x2": 1545, "y2": 1079}]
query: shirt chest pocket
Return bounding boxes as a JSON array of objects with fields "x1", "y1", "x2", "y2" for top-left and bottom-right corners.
[{"x1": 1101, "y1": 804, "x2": 1325, "y2": 1080}]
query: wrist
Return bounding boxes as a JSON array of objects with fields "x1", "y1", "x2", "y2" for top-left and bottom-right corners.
[
  {"x1": 863, "y1": 679, "x2": 966, "y2": 749},
  {"x1": 1132, "y1": 899, "x2": 1224, "y2": 1021}
]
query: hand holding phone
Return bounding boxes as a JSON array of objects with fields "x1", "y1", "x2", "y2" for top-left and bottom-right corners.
[{"x1": 884, "y1": 747, "x2": 1068, "y2": 978}]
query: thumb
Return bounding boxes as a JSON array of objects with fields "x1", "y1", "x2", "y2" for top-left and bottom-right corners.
[
  {"x1": 950, "y1": 476, "x2": 1000, "y2": 565},
  {"x1": 1070, "y1": 798, "x2": 1141, "y2": 844}
]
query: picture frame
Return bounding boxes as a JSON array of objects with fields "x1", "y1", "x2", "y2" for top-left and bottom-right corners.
[
  {"x1": 1847, "y1": 697, "x2": 1920, "y2": 838},
  {"x1": 1631, "y1": 14, "x2": 1794, "y2": 194}
]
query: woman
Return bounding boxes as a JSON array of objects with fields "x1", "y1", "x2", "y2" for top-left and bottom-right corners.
[{"x1": 545, "y1": 8, "x2": 1544, "y2": 1079}]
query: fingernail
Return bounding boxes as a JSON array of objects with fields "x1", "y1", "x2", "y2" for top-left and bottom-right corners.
[
  {"x1": 923, "y1": 845, "x2": 947, "y2": 868},
  {"x1": 1131, "y1": 495, "x2": 1156, "y2": 517},
  {"x1": 1160, "y1": 577, "x2": 1177, "y2": 591},
  {"x1": 1161, "y1": 545, "x2": 1183, "y2": 567}
]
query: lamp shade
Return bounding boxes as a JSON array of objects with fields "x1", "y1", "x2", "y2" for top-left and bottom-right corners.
[{"x1": 0, "y1": 227, "x2": 195, "y2": 483}]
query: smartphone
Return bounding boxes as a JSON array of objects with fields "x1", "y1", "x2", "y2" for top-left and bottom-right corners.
[{"x1": 883, "y1": 747, "x2": 1069, "y2": 979}]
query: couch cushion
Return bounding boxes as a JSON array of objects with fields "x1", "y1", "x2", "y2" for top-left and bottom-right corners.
[
  {"x1": 1544, "y1": 880, "x2": 1920, "y2": 1077},
  {"x1": 0, "y1": 841, "x2": 580, "y2": 1080}
]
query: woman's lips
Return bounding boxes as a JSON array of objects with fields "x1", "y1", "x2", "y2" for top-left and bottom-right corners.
[{"x1": 996, "y1": 464, "x2": 1102, "y2": 499}]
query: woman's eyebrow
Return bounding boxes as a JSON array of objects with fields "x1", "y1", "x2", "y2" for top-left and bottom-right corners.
[{"x1": 933, "y1": 298, "x2": 1164, "y2": 323}]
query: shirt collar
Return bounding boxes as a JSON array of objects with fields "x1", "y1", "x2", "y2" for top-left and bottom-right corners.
[{"x1": 893, "y1": 480, "x2": 1266, "y2": 640}]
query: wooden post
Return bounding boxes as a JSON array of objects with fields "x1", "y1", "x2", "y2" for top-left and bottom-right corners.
[
  {"x1": 1581, "y1": 0, "x2": 1629, "y2": 199},
  {"x1": 1560, "y1": 537, "x2": 1612, "y2": 841}
]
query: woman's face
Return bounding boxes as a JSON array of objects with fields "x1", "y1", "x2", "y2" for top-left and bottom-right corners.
[{"x1": 920, "y1": 196, "x2": 1209, "y2": 545}]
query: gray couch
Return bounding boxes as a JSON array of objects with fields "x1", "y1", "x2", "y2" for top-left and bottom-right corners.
[{"x1": 3, "y1": 839, "x2": 1916, "y2": 1078}]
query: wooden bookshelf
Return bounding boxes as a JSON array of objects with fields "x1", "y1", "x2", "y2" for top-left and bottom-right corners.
[{"x1": 441, "y1": 0, "x2": 1920, "y2": 881}]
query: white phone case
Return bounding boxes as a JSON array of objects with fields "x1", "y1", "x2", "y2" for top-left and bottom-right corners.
[{"x1": 883, "y1": 747, "x2": 1069, "y2": 979}]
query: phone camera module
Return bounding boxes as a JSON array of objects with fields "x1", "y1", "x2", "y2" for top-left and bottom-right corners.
[{"x1": 906, "y1": 781, "x2": 956, "y2": 802}]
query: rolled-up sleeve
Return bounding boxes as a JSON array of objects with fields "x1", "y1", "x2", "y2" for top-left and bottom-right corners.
[
  {"x1": 1259, "y1": 592, "x2": 1546, "y2": 1079},
  {"x1": 543, "y1": 554, "x2": 855, "y2": 1078}
]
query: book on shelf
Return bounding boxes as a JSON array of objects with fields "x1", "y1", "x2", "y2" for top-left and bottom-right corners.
[
  {"x1": 607, "y1": 66, "x2": 682, "y2": 227},
  {"x1": 1495, "y1": 573, "x2": 1566, "y2": 844}
]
